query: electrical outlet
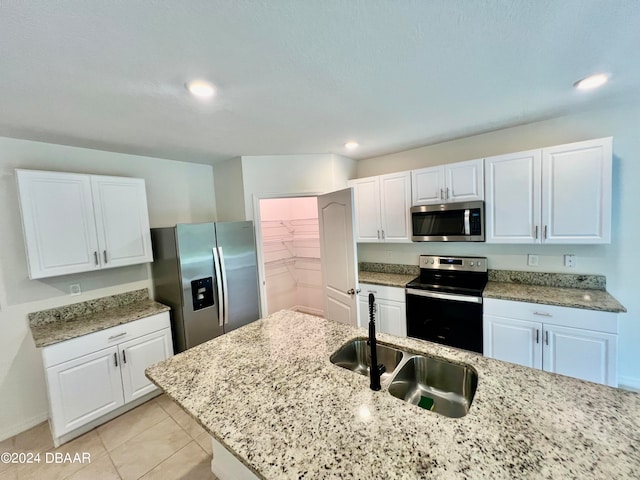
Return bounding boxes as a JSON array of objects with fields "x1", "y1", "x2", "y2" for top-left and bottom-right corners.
[
  {"x1": 70, "y1": 284, "x2": 82, "y2": 296},
  {"x1": 527, "y1": 254, "x2": 539, "y2": 266},
  {"x1": 385, "y1": 250, "x2": 393, "y2": 260},
  {"x1": 564, "y1": 254, "x2": 576, "y2": 268}
]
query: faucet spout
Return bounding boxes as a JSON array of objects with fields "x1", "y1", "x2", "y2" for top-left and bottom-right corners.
[{"x1": 368, "y1": 293, "x2": 385, "y2": 391}]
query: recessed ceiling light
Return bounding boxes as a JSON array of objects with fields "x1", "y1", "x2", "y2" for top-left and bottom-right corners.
[
  {"x1": 574, "y1": 73, "x2": 609, "y2": 91},
  {"x1": 185, "y1": 80, "x2": 215, "y2": 98},
  {"x1": 345, "y1": 141, "x2": 359, "y2": 150}
]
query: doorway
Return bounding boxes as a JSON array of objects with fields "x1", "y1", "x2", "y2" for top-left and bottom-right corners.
[{"x1": 256, "y1": 196, "x2": 324, "y2": 317}]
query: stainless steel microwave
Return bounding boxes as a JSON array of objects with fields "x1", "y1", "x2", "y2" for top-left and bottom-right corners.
[{"x1": 411, "y1": 201, "x2": 484, "y2": 242}]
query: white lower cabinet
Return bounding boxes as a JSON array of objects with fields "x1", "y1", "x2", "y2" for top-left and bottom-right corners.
[
  {"x1": 358, "y1": 283, "x2": 406, "y2": 337},
  {"x1": 483, "y1": 299, "x2": 617, "y2": 386},
  {"x1": 42, "y1": 312, "x2": 173, "y2": 446}
]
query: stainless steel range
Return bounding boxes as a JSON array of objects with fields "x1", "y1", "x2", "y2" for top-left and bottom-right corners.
[{"x1": 406, "y1": 255, "x2": 488, "y2": 354}]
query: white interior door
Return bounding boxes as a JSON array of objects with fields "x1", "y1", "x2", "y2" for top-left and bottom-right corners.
[{"x1": 318, "y1": 188, "x2": 358, "y2": 326}]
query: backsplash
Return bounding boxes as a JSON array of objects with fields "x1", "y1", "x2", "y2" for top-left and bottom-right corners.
[
  {"x1": 29, "y1": 288, "x2": 149, "y2": 326},
  {"x1": 488, "y1": 270, "x2": 606, "y2": 290},
  {"x1": 359, "y1": 262, "x2": 419, "y2": 276}
]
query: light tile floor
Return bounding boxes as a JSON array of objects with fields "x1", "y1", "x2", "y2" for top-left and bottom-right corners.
[{"x1": 0, "y1": 395, "x2": 217, "y2": 480}]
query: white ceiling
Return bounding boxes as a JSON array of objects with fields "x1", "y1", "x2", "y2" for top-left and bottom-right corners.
[{"x1": 1, "y1": 1, "x2": 639, "y2": 165}]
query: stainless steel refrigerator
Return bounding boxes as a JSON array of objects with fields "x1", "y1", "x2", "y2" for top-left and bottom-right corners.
[{"x1": 150, "y1": 222, "x2": 260, "y2": 353}]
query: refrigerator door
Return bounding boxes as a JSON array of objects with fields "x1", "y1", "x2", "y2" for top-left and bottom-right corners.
[
  {"x1": 175, "y1": 223, "x2": 223, "y2": 350},
  {"x1": 215, "y1": 221, "x2": 260, "y2": 333}
]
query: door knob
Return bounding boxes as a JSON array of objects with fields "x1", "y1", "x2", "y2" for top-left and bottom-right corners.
[{"x1": 346, "y1": 288, "x2": 361, "y2": 295}]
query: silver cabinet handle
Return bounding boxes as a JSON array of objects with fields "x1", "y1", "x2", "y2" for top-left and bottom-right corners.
[
  {"x1": 114, "y1": 352, "x2": 118, "y2": 367},
  {"x1": 446, "y1": 187, "x2": 450, "y2": 200},
  {"x1": 533, "y1": 311, "x2": 552, "y2": 317},
  {"x1": 122, "y1": 349, "x2": 127, "y2": 364},
  {"x1": 536, "y1": 329, "x2": 539, "y2": 344},
  {"x1": 440, "y1": 188, "x2": 444, "y2": 200},
  {"x1": 544, "y1": 225, "x2": 548, "y2": 239},
  {"x1": 545, "y1": 330, "x2": 549, "y2": 346},
  {"x1": 94, "y1": 251, "x2": 99, "y2": 265},
  {"x1": 377, "y1": 230, "x2": 381, "y2": 240},
  {"x1": 108, "y1": 332, "x2": 127, "y2": 340},
  {"x1": 535, "y1": 226, "x2": 539, "y2": 239},
  {"x1": 103, "y1": 250, "x2": 108, "y2": 263},
  {"x1": 381, "y1": 230, "x2": 385, "y2": 240}
]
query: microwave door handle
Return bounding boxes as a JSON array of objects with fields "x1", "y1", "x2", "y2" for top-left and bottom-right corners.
[
  {"x1": 464, "y1": 209, "x2": 471, "y2": 235},
  {"x1": 212, "y1": 247, "x2": 224, "y2": 327}
]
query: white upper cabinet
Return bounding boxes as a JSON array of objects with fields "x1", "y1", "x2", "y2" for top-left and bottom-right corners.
[
  {"x1": 541, "y1": 138, "x2": 612, "y2": 244},
  {"x1": 484, "y1": 149, "x2": 542, "y2": 243},
  {"x1": 91, "y1": 176, "x2": 153, "y2": 268},
  {"x1": 485, "y1": 137, "x2": 612, "y2": 244},
  {"x1": 412, "y1": 158, "x2": 484, "y2": 206},
  {"x1": 16, "y1": 170, "x2": 153, "y2": 279},
  {"x1": 349, "y1": 171, "x2": 411, "y2": 243}
]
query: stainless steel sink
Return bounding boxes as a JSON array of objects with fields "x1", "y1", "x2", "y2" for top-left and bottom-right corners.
[
  {"x1": 387, "y1": 355, "x2": 477, "y2": 418},
  {"x1": 330, "y1": 338, "x2": 403, "y2": 382},
  {"x1": 330, "y1": 338, "x2": 478, "y2": 418}
]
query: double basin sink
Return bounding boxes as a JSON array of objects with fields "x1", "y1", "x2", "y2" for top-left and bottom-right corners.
[{"x1": 330, "y1": 338, "x2": 478, "y2": 418}]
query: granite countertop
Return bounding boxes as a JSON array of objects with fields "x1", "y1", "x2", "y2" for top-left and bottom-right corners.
[
  {"x1": 29, "y1": 289, "x2": 171, "y2": 348},
  {"x1": 146, "y1": 310, "x2": 640, "y2": 479},
  {"x1": 483, "y1": 281, "x2": 626, "y2": 312},
  {"x1": 358, "y1": 270, "x2": 416, "y2": 288}
]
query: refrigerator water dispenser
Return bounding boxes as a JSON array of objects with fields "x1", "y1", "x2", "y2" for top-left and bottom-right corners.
[{"x1": 191, "y1": 277, "x2": 214, "y2": 311}]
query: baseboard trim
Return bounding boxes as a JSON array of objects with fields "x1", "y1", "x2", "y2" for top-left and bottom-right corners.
[
  {"x1": 618, "y1": 376, "x2": 640, "y2": 392},
  {"x1": 0, "y1": 411, "x2": 49, "y2": 442}
]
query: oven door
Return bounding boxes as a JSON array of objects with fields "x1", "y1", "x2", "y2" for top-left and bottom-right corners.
[{"x1": 406, "y1": 289, "x2": 483, "y2": 354}]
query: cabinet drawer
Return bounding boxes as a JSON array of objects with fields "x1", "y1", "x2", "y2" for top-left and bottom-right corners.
[
  {"x1": 483, "y1": 298, "x2": 617, "y2": 334},
  {"x1": 358, "y1": 283, "x2": 405, "y2": 302},
  {"x1": 42, "y1": 312, "x2": 171, "y2": 368}
]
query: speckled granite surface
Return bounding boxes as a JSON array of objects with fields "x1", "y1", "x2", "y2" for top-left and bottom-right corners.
[
  {"x1": 483, "y1": 282, "x2": 626, "y2": 312},
  {"x1": 146, "y1": 310, "x2": 640, "y2": 479},
  {"x1": 359, "y1": 262, "x2": 419, "y2": 276},
  {"x1": 358, "y1": 271, "x2": 416, "y2": 288},
  {"x1": 489, "y1": 270, "x2": 607, "y2": 290},
  {"x1": 29, "y1": 289, "x2": 170, "y2": 347}
]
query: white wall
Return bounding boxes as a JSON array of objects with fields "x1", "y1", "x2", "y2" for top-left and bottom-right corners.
[
  {"x1": 241, "y1": 154, "x2": 357, "y2": 221},
  {"x1": 0, "y1": 136, "x2": 216, "y2": 440},
  {"x1": 356, "y1": 100, "x2": 640, "y2": 389},
  {"x1": 213, "y1": 157, "x2": 245, "y2": 221}
]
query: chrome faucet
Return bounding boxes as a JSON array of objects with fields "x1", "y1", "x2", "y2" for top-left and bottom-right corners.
[{"x1": 368, "y1": 293, "x2": 385, "y2": 391}]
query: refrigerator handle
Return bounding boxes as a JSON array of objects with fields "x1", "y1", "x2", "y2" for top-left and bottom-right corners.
[
  {"x1": 212, "y1": 247, "x2": 224, "y2": 327},
  {"x1": 218, "y1": 246, "x2": 230, "y2": 325}
]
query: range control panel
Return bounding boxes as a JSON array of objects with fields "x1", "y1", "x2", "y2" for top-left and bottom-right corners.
[{"x1": 419, "y1": 255, "x2": 487, "y2": 273}]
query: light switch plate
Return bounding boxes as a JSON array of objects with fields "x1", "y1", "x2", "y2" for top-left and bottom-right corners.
[
  {"x1": 527, "y1": 254, "x2": 539, "y2": 266},
  {"x1": 70, "y1": 284, "x2": 82, "y2": 296}
]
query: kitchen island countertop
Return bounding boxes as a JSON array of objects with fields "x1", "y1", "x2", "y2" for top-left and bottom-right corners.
[{"x1": 146, "y1": 309, "x2": 640, "y2": 479}]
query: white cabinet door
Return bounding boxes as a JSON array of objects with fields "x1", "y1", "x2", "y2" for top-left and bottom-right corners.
[
  {"x1": 484, "y1": 150, "x2": 542, "y2": 244},
  {"x1": 541, "y1": 137, "x2": 612, "y2": 244},
  {"x1": 47, "y1": 346, "x2": 124, "y2": 438},
  {"x1": 543, "y1": 325, "x2": 617, "y2": 386},
  {"x1": 377, "y1": 299, "x2": 407, "y2": 337},
  {"x1": 91, "y1": 176, "x2": 154, "y2": 267},
  {"x1": 445, "y1": 158, "x2": 484, "y2": 203},
  {"x1": 349, "y1": 177, "x2": 382, "y2": 242},
  {"x1": 120, "y1": 328, "x2": 173, "y2": 403},
  {"x1": 16, "y1": 170, "x2": 101, "y2": 278},
  {"x1": 411, "y1": 166, "x2": 444, "y2": 205},
  {"x1": 379, "y1": 172, "x2": 411, "y2": 242},
  {"x1": 483, "y1": 315, "x2": 542, "y2": 369}
]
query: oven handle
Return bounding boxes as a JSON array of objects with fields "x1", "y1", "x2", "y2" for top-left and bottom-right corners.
[{"x1": 406, "y1": 288, "x2": 483, "y2": 304}]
